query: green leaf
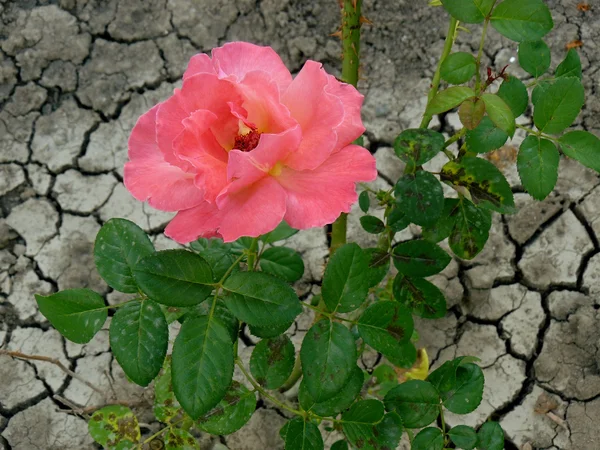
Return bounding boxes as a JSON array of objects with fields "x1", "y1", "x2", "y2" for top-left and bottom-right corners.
[
  {"x1": 441, "y1": 157, "x2": 515, "y2": 214},
  {"x1": 360, "y1": 215, "x2": 386, "y2": 234},
  {"x1": 533, "y1": 77, "x2": 585, "y2": 134},
  {"x1": 36, "y1": 289, "x2": 107, "y2": 344},
  {"x1": 387, "y1": 206, "x2": 410, "y2": 233},
  {"x1": 93, "y1": 218, "x2": 155, "y2": 293},
  {"x1": 440, "y1": 52, "x2": 477, "y2": 84},
  {"x1": 188, "y1": 299, "x2": 239, "y2": 342},
  {"x1": 490, "y1": 0, "x2": 553, "y2": 42},
  {"x1": 426, "y1": 87, "x2": 476, "y2": 115},
  {"x1": 248, "y1": 320, "x2": 294, "y2": 338},
  {"x1": 559, "y1": 130, "x2": 600, "y2": 173},
  {"x1": 518, "y1": 40, "x2": 551, "y2": 77},
  {"x1": 133, "y1": 250, "x2": 213, "y2": 307},
  {"x1": 164, "y1": 428, "x2": 199, "y2": 450},
  {"x1": 394, "y1": 128, "x2": 445, "y2": 166},
  {"x1": 477, "y1": 422, "x2": 504, "y2": 450},
  {"x1": 261, "y1": 221, "x2": 299, "y2": 244},
  {"x1": 301, "y1": 319, "x2": 357, "y2": 402},
  {"x1": 109, "y1": 300, "x2": 167, "y2": 386},
  {"x1": 531, "y1": 79, "x2": 552, "y2": 106},
  {"x1": 230, "y1": 236, "x2": 254, "y2": 255},
  {"x1": 359, "y1": 191, "x2": 371, "y2": 213},
  {"x1": 481, "y1": 93, "x2": 515, "y2": 137},
  {"x1": 384, "y1": 380, "x2": 440, "y2": 428},
  {"x1": 443, "y1": 363, "x2": 485, "y2": 414},
  {"x1": 259, "y1": 247, "x2": 304, "y2": 283},
  {"x1": 280, "y1": 418, "x2": 324, "y2": 450},
  {"x1": 459, "y1": 98, "x2": 486, "y2": 130},
  {"x1": 191, "y1": 239, "x2": 237, "y2": 282},
  {"x1": 391, "y1": 240, "x2": 451, "y2": 277},
  {"x1": 448, "y1": 425, "x2": 478, "y2": 450},
  {"x1": 372, "y1": 365, "x2": 399, "y2": 397},
  {"x1": 465, "y1": 117, "x2": 509, "y2": 154},
  {"x1": 197, "y1": 381, "x2": 257, "y2": 435},
  {"x1": 340, "y1": 400, "x2": 384, "y2": 447},
  {"x1": 89, "y1": 405, "x2": 140, "y2": 448},
  {"x1": 153, "y1": 357, "x2": 182, "y2": 423},
  {"x1": 422, "y1": 198, "x2": 459, "y2": 243},
  {"x1": 322, "y1": 243, "x2": 369, "y2": 313},
  {"x1": 364, "y1": 248, "x2": 390, "y2": 288},
  {"x1": 222, "y1": 271, "x2": 302, "y2": 327},
  {"x1": 358, "y1": 301, "x2": 414, "y2": 362},
  {"x1": 517, "y1": 135, "x2": 559, "y2": 200},
  {"x1": 449, "y1": 198, "x2": 492, "y2": 260},
  {"x1": 497, "y1": 76, "x2": 528, "y2": 117},
  {"x1": 171, "y1": 315, "x2": 234, "y2": 419},
  {"x1": 299, "y1": 365, "x2": 364, "y2": 416},
  {"x1": 331, "y1": 441, "x2": 349, "y2": 450},
  {"x1": 393, "y1": 275, "x2": 447, "y2": 319},
  {"x1": 412, "y1": 427, "x2": 444, "y2": 450},
  {"x1": 440, "y1": 0, "x2": 495, "y2": 23},
  {"x1": 556, "y1": 49, "x2": 582, "y2": 79},
  {"x1": 395, "y1": 171, "x2": 444, "y2": 227},
  {"x1": 250, "y1": 335, "x2": 295, "y2": 389}
]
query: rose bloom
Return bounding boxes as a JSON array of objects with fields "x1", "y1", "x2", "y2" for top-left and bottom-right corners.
[{"x1": 125, "y1": 42, "x2": 376, "y2": 242}]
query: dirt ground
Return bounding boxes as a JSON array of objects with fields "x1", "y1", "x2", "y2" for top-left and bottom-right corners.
[{"x1": 1, "y1": 0, "x2": 600, "y2": 449}]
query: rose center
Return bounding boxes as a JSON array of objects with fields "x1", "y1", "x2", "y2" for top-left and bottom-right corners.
[{"x1": 234, "y1": 128, "x2": 261, "y2": 152}]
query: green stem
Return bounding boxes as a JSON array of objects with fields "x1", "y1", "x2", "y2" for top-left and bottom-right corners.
[
  {"x1": 475, "y1": 19, "x2": 490, "y2": 92},
  {"x1": 246, "y1": 237, "x2": 259, "y2": 271},
  {"x1": 420, "y1": 17, "x2": 459, "y2": 129},
  {"x1": 439, "y1": 404, "x2": 448, "y2": 445},
  {"x1": 279, "y1": 355, "x2": 302, "y2": 392}
]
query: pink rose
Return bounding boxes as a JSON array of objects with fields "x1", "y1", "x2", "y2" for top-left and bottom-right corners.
[{"x1": 124, "y1": 42, "x2": 376, "y2": 243}]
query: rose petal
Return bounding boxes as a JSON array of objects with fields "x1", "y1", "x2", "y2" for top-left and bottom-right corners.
[
  {"x1": 183, "y1": 53, "x2": 216, "y2": 80},
  {"x1": 326, "y1": 74, "x2": 366, "y2": 151},
  {"x1": 165, "y1": 201, "x2": 223, "y2": 243}
]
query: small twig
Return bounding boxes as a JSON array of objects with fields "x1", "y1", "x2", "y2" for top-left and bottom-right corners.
[{"x1": 0, "y1": 349, "x2": 104, "y2": 396}]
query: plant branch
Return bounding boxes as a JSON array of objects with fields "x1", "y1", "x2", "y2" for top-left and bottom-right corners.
[{"x1": 475, "y1": 19, "x2": 490, "y2": 92}]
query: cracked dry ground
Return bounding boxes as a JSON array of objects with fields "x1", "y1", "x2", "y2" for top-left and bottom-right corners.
[{"x1": 1, "y1": 0, "x2": 600, "y2": 449}]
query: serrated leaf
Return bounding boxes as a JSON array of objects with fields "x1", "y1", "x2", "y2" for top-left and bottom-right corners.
[
  {"x1": 481, "y1": 93, "x2": 515, "y2": 137},
  {"x1": 556, "y1": 48, "x2": 582, "y2": 79},
  {"x1": 36, "y1": 289, "x2": 107, "y2": 344},
  {"x1": 153, "y1": 357, "x2": 182, "y2": 423},
  {"x1": 441, "y1": 157, "x2": 515, "y2": 213},
  {"x1": 197, "y1": 381, "x2": 256, "y2": 435},
  {"x1": 89, "y1": 405, "x2": 140, "y2": 448},
  {"x1": 359, "y1": 191, "x2": 371, "y2": 213},
  {"x1": 465, "y1": 117, "x2": 509, "y2": 154},
  {"x1": 394, "y1": 128, "x2": 446, "y2": 166},
  {"x1": 477, "y1": 422, "x2": 504, "y2": 450},
  {"x1": 517, "y1": 135, "x2": 559, "y2": 200},
  {"x1": 250, "y1": 335, "x2": 295, "y2": 389},
  {"x1": 164, "y1": 429, "x2": 199, "y2": 450},
  {"x1": 448, "y1": 425, "x2": 478, "y2": 449},
  {"x1": 395, "y1": 171, "x2": 444, "y2": 227},
  {"x1": 387, "y1": 206, "x2": 411, "y2": 232},
  {"x1": 259, "y1": 247, "x2": 304, "y2": 283},
  {"x1": 358, "y1": 301, "x2": 414, "y2": 363},
  {"x1": 443, "y1": 363, "x2": 485, "y2": 414},
  {"x1": 393, "y1": 275, "x2": 447, "y2": 319},
  {"x1": 322, "y1": 243, "x2": 370, "y2": 313},
  {"x1": 280, "y1": 418, "x2": 324, "y2": 450},
  {"x1": 440, "y1": 52, "x2": 477, "y2": 84},
  {"x1": 490, "y1": 0, "x2": 553, "y2": 42},
  {"x1": 192, "y1": 242, "x2": 237, "y2": 282},
  {"x1": 531, "y1": 79, "x2": 552, "y2": 106},
  {"x1": 497, "y1": 76, "x2": 528, "y2": 118},
  {"x1": 260, "y1": 220, "x2": 299, "y2": 244},
  {"x1": 301, "y1": 319, "x2": 357, "y2": 402},
  {"x1": 559, "y1": 130, "x2": 600, "y2": 173},
  {"x1": 94, "y1": 218, "x2": 155, "y2": 293},
  {"x1": 109, "y1": 300, "x2": 167, "y2": 386},
  {"x1": 440, "y1": 0, "x2": 495, "y2": 23},
  {"x1": 518, "y1": 40, "x2": 551, "y2": 77},
  {"x1": 384, "y1": 380, "x2": 440, "y2": 428},
  {"x1": 459, "y1": 98, "x2": 486, "y2": 130},
  {"x1": 189, "y1": 299, "x2": 239, "y2": 342},
  {"x1": 422, "y1": 198, "x2": 460, "y2": 243},
  {"x1": 171, "y1": 315, "x2": 234, "y2": 419},
  {"x1": 222, "y1": 271, "x2": 302, "y2": 327},
  {"x1": 391, "y1": 240, "x2": 451, "y2": 277},
  {"x1": 426, "y1": 87, "x2": 476, "y2": 115},
  {"x1": 412, "y1": 427, "x2": 444, "y2": 450},
  {"x1": 449, "y1": 198, "x2": 492, "y2": 260},
  {"x1": 360, "y1": 215, "x2": 386, "y2": 234},
  {"x1": 299, "y1": 365, "x2": 364, "y2": 416},
  {"x1": 533, "y1": 77, "x2": 585, "y2": 135},
  {"x1": 340, "y1": 400, "x2": 384, "y2": 446},
  {"x1": 133, "y1": 250, "x2": 214, "y2": 307},
  {"x1": 364, "y1": 248, "x2": 390, "y2": 288},
  {"x1": 248, "y1": 320, "x2": 294, "y2": 338}
]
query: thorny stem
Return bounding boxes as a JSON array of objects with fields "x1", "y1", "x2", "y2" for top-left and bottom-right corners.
[
  {"x1": 330, "y1": 0, "x2": 363, "y2": 255},
  {"x1": 420, "y1": 17, "x2": 459, "y2": 129}
]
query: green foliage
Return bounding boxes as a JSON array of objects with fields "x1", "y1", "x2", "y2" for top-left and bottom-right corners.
[
  {"x1": 299, "y1": 366, "x2": 364, "y2": 416},
  {"x1": 477, "y1": 422, "x2": 505, "y2": 450},
  {"x1": 480, "y1": 93, "x2": 515, "y2": 136},
  {"x1": 393, "y1": 275, "x2": 447, "y2": 319},
  {"x1": 197, "y1": 381, "x2": 257, "y2": 435},
  {"x1": 497, "y1": 76, "x2": 528, "y2": 117},
  {"x1": 360, "y1": 215, "x2": 386, "y2": 234},
  {"x1": 518, "y1": 135, "x2": 560, "y2": 200},
  {"x1": 533, "y1": 77, "x2": 585, "y2": 134},
  {"x1": 280, "y1": 418, "x2": 324, "y2": 450},
  {"x1": 259, "y1": 247, "x2": 304, "y2": 282},
  {"x1": 449, "y1": 198, "x2": 492, "y2": 260},
  {"x1": 394, "y1": 128, "x2": 445, "y2": 166},
  {"x1": 364, "y1": 248, "x2": 391, "y2": 288},
  {"x1": 465, "y1": 117, "x2": 509, "y2": 154},
  {"x1": 153, "y1": 357, "x2": 182, "y2": 423},
  {"x1": 260, "y1": 220, "x2": 298, "y2": 243},
  {"x1": 250, "y1": 335, "x2": 296, "y2": 389},
  {"x1": 88, "y1": 405, "x2": 140, "y2": 449},
  {"x1": 518, "y1": 40, "x2": 551, "y2": 77},
  {"x1": 359, "y1": 190, "x2": 371, "y2": 212},
  {"x1": 341, "y1": 400, "x2": 403, "y2": 450},
  {"x1": 190, "y1": 238, "x2": 237, "y2": 281},
  {"x1": 395, "y1": 171, "x2": 444, "y2": 226},
  {"x1": 459, "y1": 98, "x2": 486, "y2": 130},
  {"x1": 427, "y1": 357, "x2": 484, "y2": 414},
  {"x1": 35, "y1": 289, "x2": 107, "y2": 344},
  {"x1": 490, "y1": 0, "x2": 553, "y2": 42},
  {"x1": 109, "y1": 300, "x2": 168, "y2": 386},
  {"x1": 392, "y1": 240, "x2": 451, "y2": 277},
  {"x1": 440, "y1": 52, "x2": 477, "y2": 84},
  {"x1": 556, "y1": 49, "x2": 582, "y2": 79},
  {"x1": 559, "y1": 131, "x2": 600, "y2": 173},
  {"x1": 448, "y1": 425, "x2": 478, "y2": 449},
  {"x1": 164, "y1": 429, "x2": 199, "y2": 450},
  {"x1": 322, "y1": 243, "x2": 369, "y2": 313},
  {"x1": 384, "y1": 380, "x2": 440, "y2": 428},
  {"x1": 412, "y1": 427, "x2": 444, "y2": 450},
  {"x1": 426, "y1": 87, "x2": 476, "y2": 115},
  {"x1": 94, "y1": 218, "x2": 155, "y2": 293},
  {"x1": 440, "y1": 0, "x2": 494, "y2": 24}
]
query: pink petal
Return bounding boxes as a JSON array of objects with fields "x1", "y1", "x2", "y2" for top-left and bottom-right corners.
[
  {"x1": 183, "y1": 53, "x2": 216, "y2": 80},
  {"x1": 326, "y1": 74, "x2": 366, "y2": 151},
  {"x1": 155, "y1": 93, "x2": 192, "y2": 169},
  {"x1": 165, "y1": 201, "x2": 223, "y2": 243},
  {"x1": 211, "y1": 42, "x2": 293, "y2": 92},
  {"x1": 278, "y1": 144, "x2": 377, "y2": 229},
  {"x1": 281, "y1": 61, "x2": 345, "y2": 171}
]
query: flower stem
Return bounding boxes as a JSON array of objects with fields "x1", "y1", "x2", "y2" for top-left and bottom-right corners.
[
  {"x1": 420, "y1": 17, "x2": 459, "y2": 129},
  {"x1": 246, "y1": 237, "x2": 259, "y2": 271},
  {"x1": 475, "y1": 19, "x2": 490, "y2": 93}
]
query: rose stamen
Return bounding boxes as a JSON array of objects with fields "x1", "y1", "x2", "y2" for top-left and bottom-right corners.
[{"x1": 234, "y1": 128, "x2": 261, "y2": 152}]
